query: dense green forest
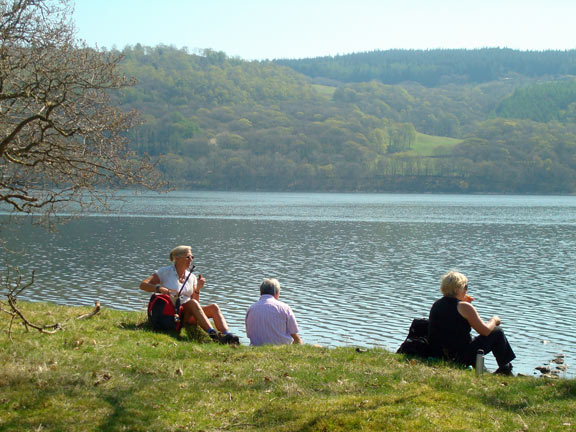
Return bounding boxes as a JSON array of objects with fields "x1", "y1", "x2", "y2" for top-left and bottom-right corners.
[
  {"x1": 116, "y1": 46, "x2": 576, "y2": 193},
  {"x1": 276, "y1": 48, "x2": 576, "y2": 86}
]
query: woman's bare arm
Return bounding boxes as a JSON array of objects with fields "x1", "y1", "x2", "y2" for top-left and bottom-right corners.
[{"x1": 457, "y1": 301, "x2": 501, "y2": 336}]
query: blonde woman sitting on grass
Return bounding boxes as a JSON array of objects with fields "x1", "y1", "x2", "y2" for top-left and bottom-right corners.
[
  {"x1": 428, "y1": 271, "x2": 516, "y2": 375},
  {"x1": 140, "y1": 245, "x2": 239, "y2": 344}
]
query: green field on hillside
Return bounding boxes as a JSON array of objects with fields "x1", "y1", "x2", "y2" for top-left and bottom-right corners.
[
  {"x1": 412, "y1": 132, "x2": 462, "y2": 156},
  {"x1": 311, "y1": 83, "x2": 336, "y2": 98}
]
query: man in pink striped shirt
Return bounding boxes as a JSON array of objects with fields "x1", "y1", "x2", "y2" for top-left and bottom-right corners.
[{"x1": 245, "y1": 279, "x2": 302, "y2": 346}]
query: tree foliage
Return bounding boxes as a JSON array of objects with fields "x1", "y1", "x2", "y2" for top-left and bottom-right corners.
[
  {"x1": 496, "y1": 79, "x2": 576, "y2": 122},
  {"x1": 276, "y1": 48, "x2": 576, "y2": 87},
  {"x1": 112, "y1": 45, "x2": 576, "y2": 194},
  {"x1": 0, "y1": 0, "x2": 162, "y2": 219}
]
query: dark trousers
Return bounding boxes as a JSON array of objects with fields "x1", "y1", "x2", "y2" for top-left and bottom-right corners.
[{"x1": 466, "y1": 327, "x2": 516, "y2": 368}]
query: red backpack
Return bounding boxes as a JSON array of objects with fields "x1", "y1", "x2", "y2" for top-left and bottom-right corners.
[
  {"x1": 147, "y1": 269, "x2": 192, "y2": 332},
  {"x1": 147, "y1": 294, "x2": 182, "y2": 331}
]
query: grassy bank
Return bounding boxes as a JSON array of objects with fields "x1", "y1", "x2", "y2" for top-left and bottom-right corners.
[{"x1": 0, "y1": 302, "x2": 574, "y2": 431}]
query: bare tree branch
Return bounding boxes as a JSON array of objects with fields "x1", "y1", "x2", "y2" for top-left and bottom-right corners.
[
  {"x1": 1, "y1": 0, "x2": 151, "y2": 334},
  {"x1": 76, "y1": 301, "x2": 101, "y2": 320},
  {"x1": 0, "y1": 259, "x2": 102, "y2": 337},
  {"x1": 0, "y1": 0, "x2": 166, "y2": 223}
]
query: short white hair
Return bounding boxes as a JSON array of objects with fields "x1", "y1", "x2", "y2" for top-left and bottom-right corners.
[{"x1": 260, "y1": 278, "x2": 281, "y2": 296}]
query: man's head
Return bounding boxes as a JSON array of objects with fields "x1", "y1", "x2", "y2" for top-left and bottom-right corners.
[{"x1": 260, "y1": 278, "x2": 281, "y2": 298}]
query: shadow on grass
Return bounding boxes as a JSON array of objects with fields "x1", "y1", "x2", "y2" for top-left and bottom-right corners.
[
  {"x1": 480, "y1": 377, "x2": 576, "y2": 413},
  {"x1": 250, "y1": 396, "x2": 405, "y2": 432},
  {"x1": 0, "y1": 377, "x2": 163, "y2": 432},
  {"x1": 119, "y1": 320, "x2": 211, "y2": 343},
  {"x1": 97, "y1": 389, "x2": 160, "y2": 432},
  {"x1": 396, "y1": 353, "x2": 457, "y2": 369},
  {"x1": 556, "y1": 380, "x2": 576, "y2": 399}
]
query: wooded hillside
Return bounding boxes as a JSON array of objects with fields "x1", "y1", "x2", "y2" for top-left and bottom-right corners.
[
  {"x1": 116, "y1": 46, "x2": 576, "y2": 193},
  {"x1": 276, "y1": 48, "x2": 576, "y2": 86}
]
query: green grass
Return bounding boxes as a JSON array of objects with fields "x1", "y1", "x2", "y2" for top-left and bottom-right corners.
[
  {"x1": 1, "y1": 302, "x2": 574, "y2": 431},
  {"x1": 411, "y1": 132, "x2": 463, "y2": 156}
]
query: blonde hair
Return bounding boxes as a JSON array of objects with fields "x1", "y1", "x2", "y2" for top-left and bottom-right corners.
[
  {"x1": 441, "y1": 271, "x2": 468, "y2": 297},
  {"x1": 169, "y1": 245, "x2": 192, "y2": 262}
]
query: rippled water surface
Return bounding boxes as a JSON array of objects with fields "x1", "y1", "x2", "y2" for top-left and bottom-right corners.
[{"x1": 2, "y1": 191, "x2": 576, "y2": 377}]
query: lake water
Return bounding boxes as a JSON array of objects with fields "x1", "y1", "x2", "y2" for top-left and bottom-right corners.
[{"x1": 1, "y1": 191, "x2": 575, "y2": 378}]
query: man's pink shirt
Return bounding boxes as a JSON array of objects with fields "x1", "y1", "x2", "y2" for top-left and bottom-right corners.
[{"x1": 245, "y1": 294, "x2": 299, "y2": 346}]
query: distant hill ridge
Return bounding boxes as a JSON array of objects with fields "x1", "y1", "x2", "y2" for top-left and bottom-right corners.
[{"x1": 274, "y1": 48, "x2": 576, "y2": 86}]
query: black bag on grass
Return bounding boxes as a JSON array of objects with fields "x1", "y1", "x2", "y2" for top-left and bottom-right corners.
[{"x1": 396, "y1": 318, "x2": 432, "y2": 357}]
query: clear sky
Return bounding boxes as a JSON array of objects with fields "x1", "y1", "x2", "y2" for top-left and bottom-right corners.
[{"x1": 72, "y1": 0, "x2": 576, "y2": 60}]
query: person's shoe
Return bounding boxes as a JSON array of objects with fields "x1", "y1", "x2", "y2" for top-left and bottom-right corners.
[
  {"x1": 494, "y1": 363, "x2": 514, "y2": 376},
  {"x1": 208, "y1": 330, "x2": 224, "y2": 343},
  {"x1": 208, "y1": 331, "x2": 240, "y2": 345},
  {"x1": 221, "y1": 333, "x2": 240, "y2": 345}
]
